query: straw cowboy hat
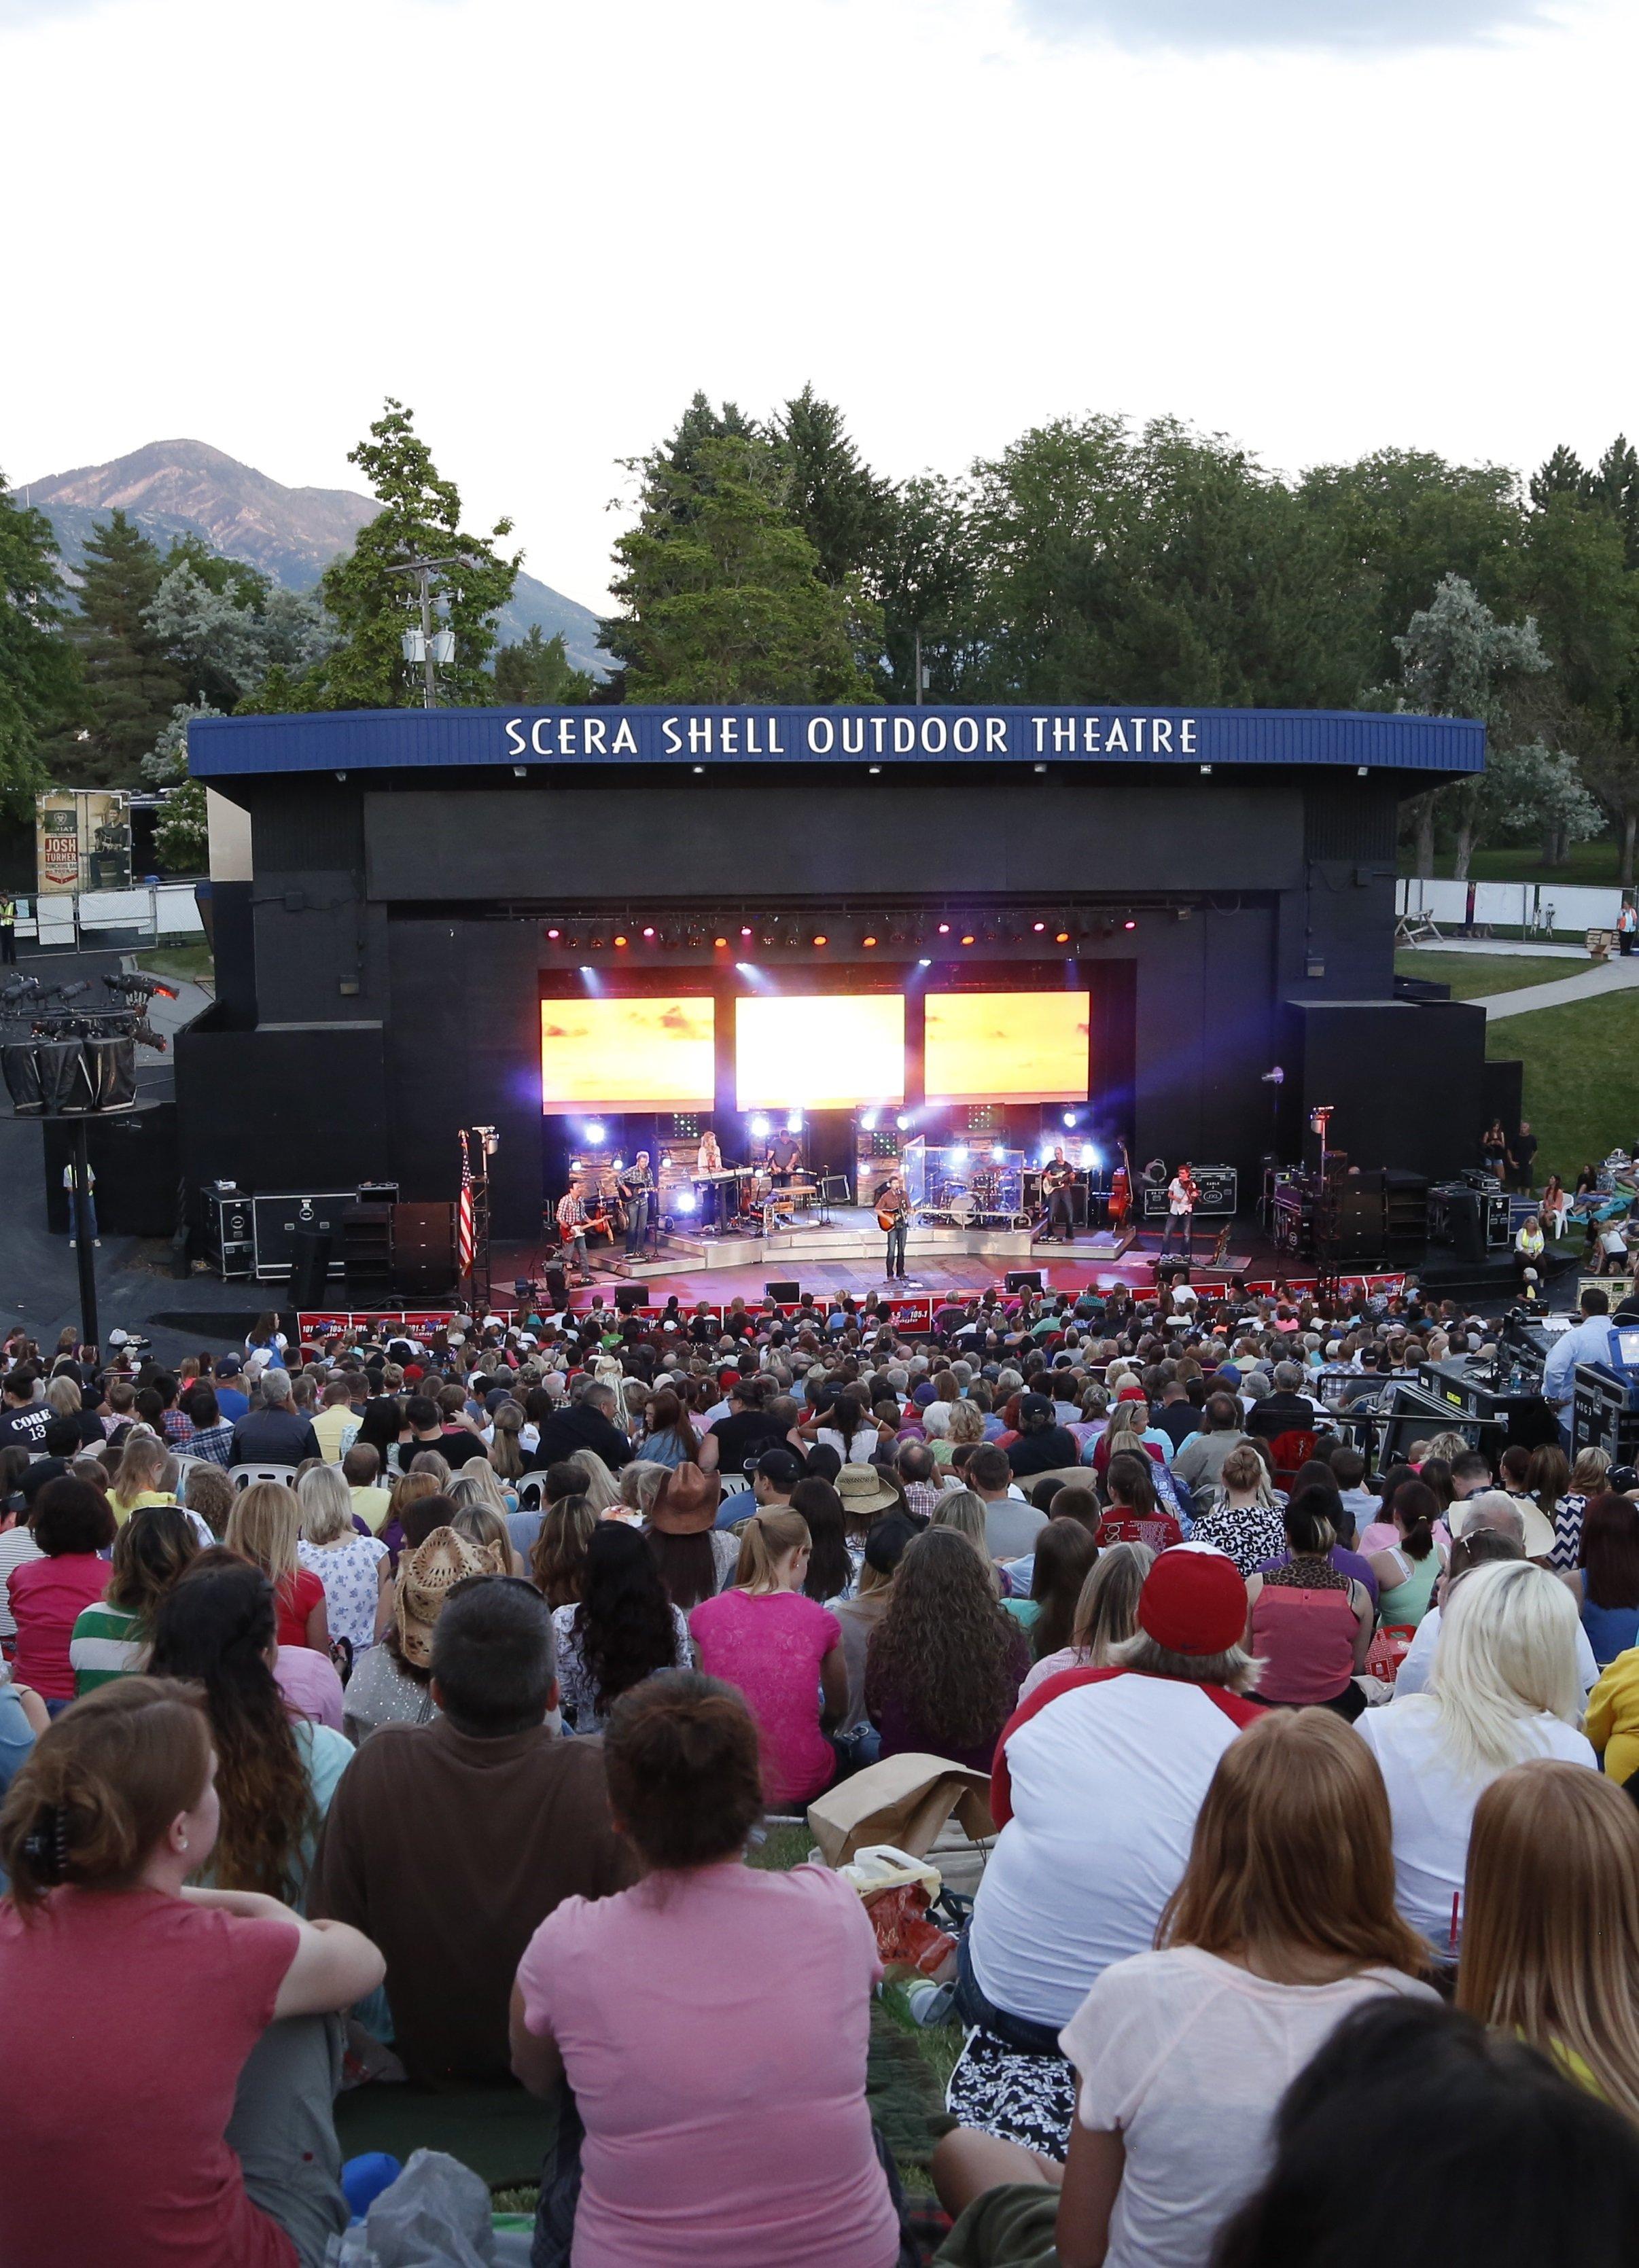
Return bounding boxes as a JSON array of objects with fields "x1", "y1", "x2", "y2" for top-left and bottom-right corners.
[
  {"x1": 394, "y1": 1526, "x2": 503, "y2": 1668},
  {"x1": 836, "y1": 1463, "x2": 902, "y2": 1519}
]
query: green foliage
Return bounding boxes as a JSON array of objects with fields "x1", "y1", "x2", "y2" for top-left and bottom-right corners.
[
  {"x1": 493, "y1": 625, "x2": 595, "y2": 707},
  {"x1": 304, "y1": 399, "x2": 519, "y2": 711},
  {"x1": 875, "y1": 474, "x2": 983, "y2": 702},
  {"x1": 771, "y1": 385, "x2": 895, "y2": 588},
  {"x1": 0, "y1": 474, "x2": 77, "y2": 815},
  {"x1": 65, "y1": 511, "x2": 186, "y2": 787},
  {"x1": 154, "y1": 776, "x2": 208, "y2": 871},
  {"x1": 603, "y1": 428, "x2": 879, "y2": 703},
  {"x1": 141, "y1": 700, "x2": 222, "y2": 785}
]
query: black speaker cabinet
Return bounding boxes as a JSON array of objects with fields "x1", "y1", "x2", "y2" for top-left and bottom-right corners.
[
  {"x1": 764, "y1": 1279, "x2": 800, "y2": 1302},
  {"x1": 252, "y1": 1190, "x2": 355, "y2": 1280},
  {"x1": 289, "y1": 1229, "x2": 334, "y2": 1309},
  {"x1": 342, "y1": 1203, "x2": 393, "y2": 1293},
  {"x1": 543, "y1": 1262, "x2": 569, "y2": 1307},
  {"x1": 392, "y1": 1201, "x2": 457, "y2": 1298},
  {"x1": 614, "y1": 1284, "x2": 648, "y2": 1313},
  {"x1": 1006, "y1": 1270, "x2": 1044, "y2": 1294}
]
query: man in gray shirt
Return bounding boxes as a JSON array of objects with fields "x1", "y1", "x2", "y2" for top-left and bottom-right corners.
[
  {"x1": 968, "y1": 1443, "x2": 1048, "y2": 1561},
  {"x1": 1171, "y1": 1393, "x2": 1254, "y2": 1508}
]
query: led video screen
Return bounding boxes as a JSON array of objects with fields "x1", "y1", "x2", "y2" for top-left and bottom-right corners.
[
  {"x1": 924, "y1": 990, "x2": 1091, "y2": 1105},
  {"x1": 735, "y1": 994, "x2": 905, "y2": 1110},
  {"x1": 540, "y1": 997, "x2": 716, "y2": 1114}
]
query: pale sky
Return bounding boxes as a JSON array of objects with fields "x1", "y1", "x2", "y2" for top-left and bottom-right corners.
[{"x1": 1, "y1": 0, "x2": 1630, "y2": 612}]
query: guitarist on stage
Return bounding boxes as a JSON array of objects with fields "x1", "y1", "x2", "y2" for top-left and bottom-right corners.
[
  {"x1": 876, "y1": 1172, "x2": 911, "y2": 1283},
  {"x1": 1042, "y1": 1146, "x2": 1078, "y2": 1245},
  {"x1": 555, "y1": 1177, "x2": 593, "y2": 1283}
]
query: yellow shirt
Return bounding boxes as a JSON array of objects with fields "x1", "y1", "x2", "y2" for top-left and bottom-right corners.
[
  {"x1": 1585, "y1": 1646, "x2": 1639, "y2": 1788},
  {"x1": 109, "y1": 1487, "x2": 178, "y2": 1529},
  {"x1": 350, "y1": 1483, "x2": 393, "y2": 1534},
  {"x1": 313, "y1": 1404, "x2": 361, "y2": 1464}
]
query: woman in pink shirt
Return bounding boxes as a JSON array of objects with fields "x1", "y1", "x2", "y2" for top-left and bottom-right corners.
[
  {"x1": 9, "y1": 1477, "x2": 114, "y2": 1707},
  {"x1": 510, "y1": 1670, "x2": 902, "y2": 2268},
  {"x1": 688, "y1": 1508, "x2": 846, "y2": 1806}
]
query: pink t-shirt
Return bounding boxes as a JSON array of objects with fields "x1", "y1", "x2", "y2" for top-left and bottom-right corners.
[
  {"x1": 688, "y1": 1589, "x2": 841, "y2": 1806},
  {"x1": 9, "y1": 1553, "x2": 109, "y2": 1700},
  {"x1": 515, "y1": 1861, "x2": 899, "y2": 2268},
  {"x1": 0, "y1": 1885, "x2": 300, "y2": 2267},
  {"x1": 273, "y1": 1644, "x2": 345, "y2": 1731}
]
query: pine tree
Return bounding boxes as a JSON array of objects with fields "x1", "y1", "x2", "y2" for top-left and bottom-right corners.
[
  {"x1": 0, "y1": 474, "x2": 80, "y2": 813},
  {"x1": 493, "y1": 625, "x2": 594, "y2": 705},
  {"x1": 314, "y1": 400, "x2": 520, "y2": 710},
  {"x1": 69, "y1": 511, "x2": 186, "y2": 785},
  {"x1": 771, "y1": 386, "x2": 894, "y2": 588}
]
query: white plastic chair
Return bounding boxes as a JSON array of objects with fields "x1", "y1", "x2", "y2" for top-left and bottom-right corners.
[{"x1": 228, "y1": 1462, "x2": 298, "y2": 1492}]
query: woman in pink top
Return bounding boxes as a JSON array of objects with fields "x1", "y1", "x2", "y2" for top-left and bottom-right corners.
[
  {"x1": 688, "y1": 1508, "x2": 846, "y2": 1806},
  {"x1": 1245, "y1": 1495, "x2": 1373, "y2": 1719},
  {"x1": 9, "y1": 1477, "x2": 114, "y2": 1705},
  {"x1": 510, "y1": 1671, "x2": 902, "y2": 2268}
]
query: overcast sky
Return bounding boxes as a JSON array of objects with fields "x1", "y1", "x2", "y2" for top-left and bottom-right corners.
[{"x1": 1, "y1": 0, "x2": 1628, "y2": 611}]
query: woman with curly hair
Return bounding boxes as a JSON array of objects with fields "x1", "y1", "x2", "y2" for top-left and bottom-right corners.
[
  {"x1": 865, "y1": 1526, "x2": 1030, "y2": 1771},
  {"x1": 147, "y1": 1554, "x2": 352, "y2": 1907},
  {"x1": 551, "y1": 1521, "x2": 691, "y2": 1734}
]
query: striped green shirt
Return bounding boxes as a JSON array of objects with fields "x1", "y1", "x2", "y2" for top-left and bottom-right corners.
[{"x1": 70, "y1": 1600, "x2": 145, "y2": 1694}]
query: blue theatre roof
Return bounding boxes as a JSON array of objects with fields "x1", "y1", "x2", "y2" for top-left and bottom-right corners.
[{"x1": 190, "y1": 703, "x2": 1485, "y2": 779}]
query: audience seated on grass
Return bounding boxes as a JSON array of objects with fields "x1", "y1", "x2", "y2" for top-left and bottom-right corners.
[
  {"x1": 688, "y1": 1508, "x2": 846, "y2": 1808},
  {"x1": 552, "y1": 1519, "x2": 692, "y2": 1733},
  {"x1": 864, "y1": 1526, "x2": 1030, "y2": 1773}
]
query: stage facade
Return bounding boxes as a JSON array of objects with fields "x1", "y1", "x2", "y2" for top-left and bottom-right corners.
[{"x1": 179, "y1": 701, "x2": 1488, "y2": 1273}]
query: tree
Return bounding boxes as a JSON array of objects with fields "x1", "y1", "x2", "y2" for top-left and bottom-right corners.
[
  {"x1": 602, "y1": 430, "x2": 879, "y2": 703},
  {"x1": 299, "y1": 400, "x2": 519, "y2": 711},
  {"x1": 0, "y1": 474, "x2": 78, "y2": 815},
  {"x1": 493, "y1": 625, "x2": 594, "y2": 706},
  {"x1": 1394, "y1": 574, "x2": 1551, "y2": 878},
  {"x1": 771, "y1": 386, "x2": 894, "y2": 588},
  {"x1": 141, "y1": 701, "x2": 219, "y2": 873},
  {"x1": 145, "y1": 559, "x2": 334, "y2": 712},
  {"x1": 67, "y1": 512, "x2": 186, "y2": 786},
  {"x1": 875, "y1": 472, "x2": 982, "y2": 702}
]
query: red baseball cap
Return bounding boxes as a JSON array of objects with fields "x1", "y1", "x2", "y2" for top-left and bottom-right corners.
[{"x1": 1137, "y1": 1545, "x2": 1247, "y2": 1657}]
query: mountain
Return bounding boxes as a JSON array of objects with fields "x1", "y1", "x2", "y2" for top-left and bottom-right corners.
[{"x1": 17, "y1": 438, "x2": 610, "y2": 679}]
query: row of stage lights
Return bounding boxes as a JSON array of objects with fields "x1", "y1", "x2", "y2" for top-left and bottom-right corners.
[
  {"x1": 542, "y1": 911, "x2": 1142, "y2": 953},
  {"x1": 567, "y1": 1108, "x2": 1099, "y2": 1192}
]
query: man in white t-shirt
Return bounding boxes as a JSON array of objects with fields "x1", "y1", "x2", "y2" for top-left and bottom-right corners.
[
  {"x1": 961, "y1": 1544, "x2": 1261, "y2": 2036},
  {"x1": 1159, "y1": 1163, "x2": 1196, "y2": 1258}
]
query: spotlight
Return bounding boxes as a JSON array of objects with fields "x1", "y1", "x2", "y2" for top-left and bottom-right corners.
[
  {"x1": 862, "y1": 933, "x2": 879, "y2": 949},
  {"x1": 585, "y1": 1120, "x2": 606, "y2": 1145},
  {"x1": 562, "y1": 927, "x2": 582, "y2": 950},
  {"x1": 685, "y1": 922, "x2": 707, "y2": 949},
  {"x1": 896, "y1": 1113, "x2": 913, "y2": 1131},
  {"x1": 660, "y1": 921, "x2": 682, "y2": 949},
  {"x1": 887, "y1": 916, "x2": 908, "y2": 946},
  {"x1": 917, "y1": 957, "x2": 932, "y2": 967},
  {"x1": 991, "y1": 1144, "x2": 1005, "y2": 1162},
  {"x1": 860, "y1": 1109, "x2": 879, "y2": 1131},
  {"x1": 760, "y1": 923, "x2": 777, "y2": 947},
  {"x1": 673, "y1": 1189, "x2": 697, "y2": 1213},
  {"x1": 952, "y1": 1144, "x2": 968, "y2": 1163},
  {"x1": 1031, "y1": 919, "x2": 1046, "y2": 934},
  {"x1": 1123, "y1": 918, "x2": 1137, "y2": 931},
  {"x1": 786, "y1": 1112, "x2": 803, "y2": 1133},
  {"x1": 642, "y1": 925, "x2": 656, "y2": 940},
  {"x1": 614, "y1": 934, "x2": 629, "y2": 948},
  {"x1": 1062, "y1": 1110, "x2": 1078, "y2": 1128},
  {"x1": 750, "y1": 1114, "x2": 771, "y2": 1141},
  {"x1": 546, "y1": 926, "x2": 561, "y2": 940},
  {"x1": 959, "y1": 930, "x2": 976, "y2": 946},
  {"x1": 740, "y1": 925, "x2": 753, "y2": 939},
  {"x1": 588, "y1": 925, "x2": 607, "y2": 949},
  {"x1": 1082, "y1": 1144, "x2": 1101, "y2": 1167},
  {"x1": 937, "y1": 921, "x2": 951, "y2": 936},
  {"x1": 713, "y1": 934, "x2": 729, "y2": 949},
  {"x1": 1055, "y1": 927, "x2": 1071, "y2": 945},
  {"x1": 812, "y1": 932, "x2": 828, "y2": 947},
  {"x1": 779, "y1": 921, "x2": 801, "y2": 949}
]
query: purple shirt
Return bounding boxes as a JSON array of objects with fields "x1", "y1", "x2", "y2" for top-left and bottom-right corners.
[{"x1": 1256, "y1": 1544, "x2": 1379, "y2": 1606}]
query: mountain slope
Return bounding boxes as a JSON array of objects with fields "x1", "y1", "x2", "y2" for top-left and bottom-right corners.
[{"x1": 18, "y1": 438, "x2": 608, "y2": 677}]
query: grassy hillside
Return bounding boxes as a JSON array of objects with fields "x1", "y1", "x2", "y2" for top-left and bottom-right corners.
[
  {"x1": 1394, "y1": 951, "x2": 1596, "y2": 999},
  {"x1": 1487, "y1": 990, "x2": 1639, "y2": 1184}
]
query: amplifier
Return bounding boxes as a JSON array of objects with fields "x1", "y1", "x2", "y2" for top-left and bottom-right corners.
[
  {"x1": 1142, "y1": 1167, "x2": 1237, "y2": 1218},
  {"x1": 251, "y1": 1190, "x2": 354, "y2": 1280},
  {"x1": 205, "y1": 1190, "x2": 254, "y2": 1279}
]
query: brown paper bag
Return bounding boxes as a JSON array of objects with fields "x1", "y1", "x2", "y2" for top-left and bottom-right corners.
[{"x1": 807, "y1": 1752, "x2": 998, "y2": 1868}]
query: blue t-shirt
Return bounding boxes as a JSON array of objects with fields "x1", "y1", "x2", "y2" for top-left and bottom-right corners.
[{"x1": 715, "y1": 1487, "x2": 756, "y2": 1531}]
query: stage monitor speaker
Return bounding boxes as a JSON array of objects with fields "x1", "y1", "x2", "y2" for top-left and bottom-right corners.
[
  {"x1": 1006, "y1": 1270, "x2": 1044, "y2": 1294},
  {"x1": 765, "y1": 1279, "x2": 800, "y2": 1302},
  {"x1": 615, "y1": 1284, "x2": 647, "y2": 1313},
  {"x1": 1155, "y1": 1258, "x2": 1192, "y2": 1287},
  {"x1": 289, "y1": 1230, "x2": 334, "y2": 1310},
  {"x1": 543, "y1": 1262, "x2": 569, "y2": 1307},
  {"x1": 391, "y1": 1201, "x2": 457, "y2": 1299}
]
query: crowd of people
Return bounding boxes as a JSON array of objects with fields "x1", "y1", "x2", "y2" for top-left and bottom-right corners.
[{"x1": 1, "y1": 1271, "x2": 1638, "y2": 2266}]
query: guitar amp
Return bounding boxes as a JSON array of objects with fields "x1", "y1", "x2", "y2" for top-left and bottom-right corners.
[{"x1": 1142, "y1": 1167, "x2": 1237, "y2": 1218}]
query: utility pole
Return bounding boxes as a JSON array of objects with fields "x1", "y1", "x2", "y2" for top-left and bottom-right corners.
[
  {"x1": 385, "y1": 553, "x2": 476, "y2": 709},
  {"x1": 913, "y1": 628, "x2": 923, "y2": 708}
]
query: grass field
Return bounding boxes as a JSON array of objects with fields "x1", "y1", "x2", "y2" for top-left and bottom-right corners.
[
  {"x1": 135, "y1": 940, "x2": 214, "y2": 986},
  {"x1": 1394, "y1": 951, "x2": 1598, "y2": 999},
  {"x1": 1487, "y1": 987, "x2": 1639, "y2": 1184},
  {"x1": 1399, "y1": 842, "x2": 1634, "y2": 887}
]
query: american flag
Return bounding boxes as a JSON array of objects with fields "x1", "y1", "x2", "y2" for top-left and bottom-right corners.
[{"x1": 457, "y1": 1130, "x2": 475, "y2": 1278}]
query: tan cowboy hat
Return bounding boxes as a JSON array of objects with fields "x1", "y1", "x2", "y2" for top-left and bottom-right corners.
[
  {"x1": 648, "y1": 1460, "x2": 720, "y2": 1536},
  {"x1": 395, "y1": 1525, "x2": 503, "y2": 1668},
  {"x1": 836, "y1": 1462, "x2": 901, "y2": 1518}
]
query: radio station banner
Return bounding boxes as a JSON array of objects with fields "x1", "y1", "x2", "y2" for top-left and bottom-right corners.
[{"x1": 35, "y1": 790, "x2": 133, "y2": 897}]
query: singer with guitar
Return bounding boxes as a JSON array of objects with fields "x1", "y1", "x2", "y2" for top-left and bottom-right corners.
[
  {"x1": 1161, "y1": 1160, "x2": 1198, "y2": 1258},
  {"x1": 1041, "y1": 1146, "x2": 1078, "y2": 1245},
  {"x1": 876, "y1": 1172, "x2": 911, "y2": 1282},
  {"x1": 618, "y1": 1150, "x2": 654, "y2": 1258},
  {"x1": 555, "y1": 1177, "x2": 594, "y2": 1282}
]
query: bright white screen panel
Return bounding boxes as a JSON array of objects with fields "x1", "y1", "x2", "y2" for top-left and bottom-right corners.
[
  {"x1": 540, "y1": 997, "x2": 716, "y2": 1114},
  {"x1": 735, "y1": 994, "x2": 905, "y2": 1110},
  {"x1": 923, "y1": 990, "x2": 1091, "y2": 1105}
]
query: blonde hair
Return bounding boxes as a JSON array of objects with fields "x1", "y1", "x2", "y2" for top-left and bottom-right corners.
[
  {"x1": 1427, "y1": 1560, "x2": 1583, "y2": 1777},
  {"x1": 1161, "y1": 1711, "x2": 1426, "y2": 1977},
  {"x1": 112, "y1": 1430, "x2": 175, "y2": 1505},
  {"x1": 386, "y1": 1468, "x2": 441, "y2": 1531},
  {"x1": 226, "y1": 1480, "x2": 302, "y2": 1585},
  {"x1": 488, "y1": 1402, "x2": 526, "y2": 1483},
  {"x1": 1459, "y1": 1760, "x2": 1639, "y2": 2124},
  {"x1": 569, "y1": 1448, "x2": 620, "y2": 1514},
  {"x1": 296, "y1": 1462, "x2": 353, "y2": 1546},
  {"x1": 929, "y1": 1489, "x2": 1000, "y2": 1589},
  {"x1": 1218, "y1": 1445, "x2": 1274, "y2": 1502},
  {"x1": 448, "y1": 1463, "x2": 509, "y2": 1519},
  {"x1": 1070, "y1": 1540, "x2": 1154, "y2": 1662},
  {"x1": 46, "y1": 1375, "x2": 82, "y2": 1417},
  {"x1": 734, "y1": 1508, "x2": 811, "y2": 1593},
  {"x1": 619, "y1": 1460, "x2": 670, "y2": 1516},
  {"x1": 1421, "y1": 1430, "x2": 1473, "y2": 1468},
  {"x1": 1572, "y1": 1447, "x2": 1613, "y2": 1498},
  {"x1": 947, "y1": 1400, "x2": 985, "y2": 1446},
  {"x1": 449, "y1": 1500, "x2": 514, "y2": 1574},
  {"x1": 1104, "y1": 1400, "x2": 1149, "y2": 1447}
]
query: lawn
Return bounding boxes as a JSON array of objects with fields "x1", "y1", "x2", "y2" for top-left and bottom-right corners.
[
  {"x1": 135, "y1": 940, "x2": 214, "y2": 987},
  {"x1": 1487, "y1": 987, "x2": 1639, "y2": 1184},
  {"x1": 1395, "y1": 951, "x2": 1597, "y2": 999}
]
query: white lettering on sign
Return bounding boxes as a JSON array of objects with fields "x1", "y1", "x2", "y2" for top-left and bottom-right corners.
[{"x1": 504, "y1": 711, "x2": 1197, "y2": 761}]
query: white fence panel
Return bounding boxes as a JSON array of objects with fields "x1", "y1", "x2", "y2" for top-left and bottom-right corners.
[
  {"x1": 1542, "y1": 885, "x2": 1625, "y2": 934},
  {"x1": 154, "y1": 885, "x2": 205, "y2": 936},
  {"x1": 77, "y1": 888, "x2": 153, "y2": 929},
  {"x1": 1472, "y1": 882, "x2": 1532, "y2": 928}
]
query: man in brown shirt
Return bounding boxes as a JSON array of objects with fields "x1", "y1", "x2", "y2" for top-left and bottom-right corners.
[{"x1": 309, "y1": 1576, "x2": 635, "y2": 2087}]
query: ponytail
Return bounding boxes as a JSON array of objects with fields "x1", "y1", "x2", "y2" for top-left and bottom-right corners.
[
  {"x1": 1393, "y1": 1478, "x2": 1438, "y2": 1563},
  {"x1": 0, "y1": 1678, "x2": 211, "y2": 1915},
  {"x1": 734, "y1": 1508, "x2": 811, "y2": 1592}
]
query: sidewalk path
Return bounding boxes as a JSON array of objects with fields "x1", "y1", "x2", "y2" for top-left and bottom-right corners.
[{"x1": 1483, "y1": 959, "x2": 1639, "y2": 1021}]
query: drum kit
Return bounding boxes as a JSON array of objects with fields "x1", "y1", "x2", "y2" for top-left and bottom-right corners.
[{"x1": 920, "y1": 1166, "x2": 1027, "y2": 1230}]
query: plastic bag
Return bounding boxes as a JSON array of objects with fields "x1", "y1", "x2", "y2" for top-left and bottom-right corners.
[
  {"x1": 863, "y1": 1880, "x2": 957, "y2": 1976},
  {"x1": 327, "y1": 2150, "x2": 533, "y2": 2267}
]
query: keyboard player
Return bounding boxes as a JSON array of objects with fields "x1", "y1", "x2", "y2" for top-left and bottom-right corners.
[{"x1": 696, "y1": 1129, "x2": 730, "y2": 1230}]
